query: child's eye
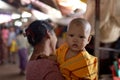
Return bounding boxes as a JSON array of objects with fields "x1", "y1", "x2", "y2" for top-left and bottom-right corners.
[
  {"x1": 69, "y1": 34, "x2": 74, "y2": 37},
  {"x1": 79, "y1": 36, "x2": 85, "y2": 38}
]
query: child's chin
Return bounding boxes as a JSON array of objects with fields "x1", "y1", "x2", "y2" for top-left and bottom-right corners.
[{"x1": 71, "y1": 48, "x2": 80, "y2": 52}]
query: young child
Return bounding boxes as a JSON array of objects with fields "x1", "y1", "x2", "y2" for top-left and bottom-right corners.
[
  {"x1": 25, "y1": 20, "x2": 64, "y2": 80},
  {"x1": 9, "y1": 39, "x2": 17, "y2": 64},
  {"x1": 56, "y1": 18, "x2": 98, "y2": 80}
]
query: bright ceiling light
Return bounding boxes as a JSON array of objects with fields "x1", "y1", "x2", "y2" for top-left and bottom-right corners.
[
  {"x1": 14, "y1": 20, "x2": 22, "y2": 27},
  {"x1": 12, "y1": 13, "x2": 21, "y2": 19},
  {"x1": 0, "y1": 14, "x2": 12, "y2": 24},
  {"x1": 21, "y1": 18, "x2": 28, "y2": 22},
  {"x1": 21, "y1": 11, "x2": 32, "y2": 18}
]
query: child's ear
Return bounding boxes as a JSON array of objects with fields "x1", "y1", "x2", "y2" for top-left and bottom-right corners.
[{"x1": 87, "y1": 35, "x2": 92, "y2": 44}]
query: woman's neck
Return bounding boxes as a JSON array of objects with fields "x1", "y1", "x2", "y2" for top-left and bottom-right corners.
[{"x1": 30, "y1": 39, "x2": 52, "y2": 60}]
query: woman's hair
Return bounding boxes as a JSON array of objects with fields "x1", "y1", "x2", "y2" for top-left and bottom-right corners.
[{"x1": 25, "y1": 20, "x2": 53, "y2": 46}]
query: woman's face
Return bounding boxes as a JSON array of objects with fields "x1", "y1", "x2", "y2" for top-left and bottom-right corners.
[{"x1": 50, "y1": 31, "x2": 57, "y2": 53}]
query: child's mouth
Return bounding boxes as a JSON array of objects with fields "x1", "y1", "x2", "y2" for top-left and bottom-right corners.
[{"x1": 72, "y1": 44, "x2": 78, "y2": 48}]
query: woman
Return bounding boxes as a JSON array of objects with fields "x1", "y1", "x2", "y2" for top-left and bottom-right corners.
[{"x1": 25, "y1": 20, "x2": 64, "y2": 80}]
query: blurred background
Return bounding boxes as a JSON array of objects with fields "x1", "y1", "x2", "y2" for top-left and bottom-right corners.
[{"x1": 0, "y1": 0, "x2": 120, "y2": 80}]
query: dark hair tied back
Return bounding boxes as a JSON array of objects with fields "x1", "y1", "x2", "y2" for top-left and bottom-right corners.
[{"x1": 25, "y1": 20, "x2": 53, "y2": 46}]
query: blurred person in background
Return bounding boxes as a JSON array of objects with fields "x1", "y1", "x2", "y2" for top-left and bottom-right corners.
[
  {"x1": 1, "y1": 26, "x2": 9, "y2": 64},
  {"x1": 0, "y1": 30, "x2": 4, "y2": 64},
  {"x1": 9, "y1": 38, "x2": 17, "y2": 64},
  {"x1": 16, "y1": 29, "x2": 29, "y2": 75},
  {"x1": 7, "y1": 27, "x2": 17, "y2": 63}
]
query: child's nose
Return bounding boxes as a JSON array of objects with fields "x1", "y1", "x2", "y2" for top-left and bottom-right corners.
[{"x1": 73, "y1": 38, "x2": 78, "y2": 42}]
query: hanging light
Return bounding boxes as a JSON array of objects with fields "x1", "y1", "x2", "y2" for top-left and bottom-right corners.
[
  {"x1": 12, "y1": 13, "x2": 21, "y2": 19},
  {"x1": 21, "y1": 11, "x2": 32, "y2": 18}
]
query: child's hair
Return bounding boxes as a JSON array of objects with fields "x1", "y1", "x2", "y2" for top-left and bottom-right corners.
[
  {"x1": 68, "y1": 18, "x2": 91, "y2": 33},
  {"x1": 25, "y1": 20, "x2": 53, "y2": 46}
]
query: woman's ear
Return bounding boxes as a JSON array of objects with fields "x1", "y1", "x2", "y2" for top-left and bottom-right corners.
[{"x1": 46, "y1": 30, "x2": 51, "y2": 38}]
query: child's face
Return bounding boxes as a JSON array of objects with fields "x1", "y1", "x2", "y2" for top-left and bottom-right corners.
[{"x1": 66, "y1": 23, "x2": 91, "y2": 52}]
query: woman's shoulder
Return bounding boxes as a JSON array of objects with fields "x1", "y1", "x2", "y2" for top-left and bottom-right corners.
[
  {"x1": 26, "y1": 59, "x2": 64, "y2": 80},
  {"x1": 27, "y1": 58, "x2": 56, "y2": 65}
]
